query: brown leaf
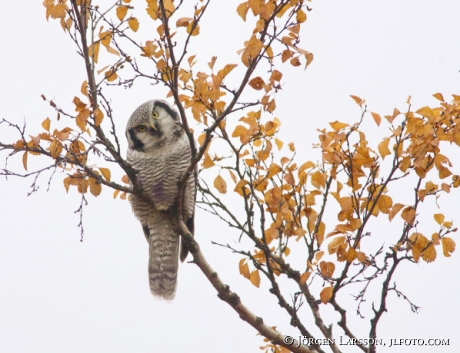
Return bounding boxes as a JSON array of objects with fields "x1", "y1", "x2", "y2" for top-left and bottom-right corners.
[
  {"x1": 319, "y1": 261, "x2": 335, "y2": 277},
  {"x1": 249, "y1": 77, "x2": 265, "y2": 90},
  {"x1": 214, "y1": 175, "x2": 227, "y2": 194},
  {"x1": 320, "y1": 286, "x2": 334, "y2": 304},
  {"x1": 22, "y1": 152, "x2": 28, "y2": 171},
  {"x1": 371, "y1": 112, "x2": 382, "y2": 126}
]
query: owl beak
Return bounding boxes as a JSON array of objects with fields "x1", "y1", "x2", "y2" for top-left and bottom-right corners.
[{"x1": 149, "y1": 116, "x2": 158, "y2": 131}]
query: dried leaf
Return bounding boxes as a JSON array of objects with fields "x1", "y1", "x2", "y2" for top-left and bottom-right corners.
[
  {"x1": 239, "y1": 258, "x2": 250, "y2": 279},
  {"x1": 128, "y1": 17, "x2": 139, "y2": 32},
  {"x1": 214, "y1": 175, "x2": 227, "y2": 194},
  {"x1": 42, "y1": 117, "x2": 51, "y2": 132},
  {"x1": 116, "y1": 6, "x2": 129, "y2": 21},
  {"x1": 371, "y1": 112, "x2": 382, "y2": 126},
  {"x1": 249, "y1": 269, "x2": 261, "y2": 288},
  {"x1": 442, "y1": 237, "x2": 456, "y2": 257},
  {"x1": 320, "y1": 286, "x2": 334, "y2": 304},
  {"x1": 99, "y1": 168, "x2": 111, "y2": 182}
]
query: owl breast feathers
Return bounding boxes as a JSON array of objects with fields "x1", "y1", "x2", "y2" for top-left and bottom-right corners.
[{"x1": 125, "y1": 99, "x2": 196, "y2": 300}]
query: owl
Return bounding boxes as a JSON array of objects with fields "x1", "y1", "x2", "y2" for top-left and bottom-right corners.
[{"x1": 125, "y1": 99, "x2": 196, "y2": 300}]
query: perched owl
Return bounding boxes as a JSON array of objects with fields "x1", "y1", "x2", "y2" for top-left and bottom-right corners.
[{"x1": 125, "y1": 99, "x2": 195, "y2": 300}]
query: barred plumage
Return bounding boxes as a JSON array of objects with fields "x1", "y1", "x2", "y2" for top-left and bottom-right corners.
[{"x1": 126, "y1": 99, "x2": 195, "y2": 300}]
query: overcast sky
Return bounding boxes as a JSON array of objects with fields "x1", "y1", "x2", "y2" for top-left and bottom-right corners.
[{"x1": 1, "y1": 1, "x2": 459, "y2": 353}]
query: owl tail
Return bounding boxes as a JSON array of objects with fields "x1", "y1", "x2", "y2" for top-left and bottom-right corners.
[{"x1": 147, "y1": 216, "x2": 179, "y2": 300}]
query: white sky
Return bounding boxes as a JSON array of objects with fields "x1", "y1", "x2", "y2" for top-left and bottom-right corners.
[{"x1": 0, "y1": 1, "x2": 459, "y2": 352}]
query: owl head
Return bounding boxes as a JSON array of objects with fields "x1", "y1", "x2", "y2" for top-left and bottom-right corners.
[{"x1": 126, "y1": 99, "x2": 182, "y2": 151}]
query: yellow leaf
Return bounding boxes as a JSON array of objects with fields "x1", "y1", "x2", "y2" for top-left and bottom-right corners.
[
  {"x1": 197, "y1": 133, "x2": 206, "y2": 147},
  {"x1": 249, "y1": 269, "x2": 261, "y2": 287},
  {"x1": 214, "y1": 175, "x2": 227, "y2": 194},
  {"x1": 94, "y1": 107, "x2": 104, "y2": 126},
  {"x1": 116, "y1": 6, "x2": 129, "y2": 21},
  {"x1": 239, "y1": 258, "x2": 250, "y2": 279},
  {"x1": 434, "y1": 213, "x2": 445, "y2": 225},
  {"x1": 187, "y1": 22, "x2": 200, "y2": 36},
  {"x1": 81, "y1": 80, "x2": 89, "y2": 96},
  {"x1": 422, "y1": 243, "x2": 437, "y2": 263},
  {"x1": 378, "y1": 138, "x2": 391, "y2": 159},
  {"x1": 203, "y1": 152, "x2": 215, "y2": 169},
  {"x1": 371, "y1": 112, "x2": 381, "y2": 126},
  {"x1": 89, "y1": 177, "x2": 102, "y2": 196},
  {"x1": 236, "y1": 2, "x2": 249, "y2": 21},
  {"x1": 128, "y1": 17, "x2": 139, "y2": 32},
  {"x1": 320, "y1": 286, "x2": 334, "y2": 304},
  {"x1": 88, "y1": 42, "x2": 100, "y2": 63},
  {"x1": 389, "y1": 203, "x2": 404, "y2": 221},
  {"x1": 49, "y1": 4, "x2": 66, "y2": 19},
  {"x1": 113, "y1": 189, "x2": 120, "y2": 199},
  {"x1": 105, "y1": 69, "x2": 118, "y2": 82},
  {"x1": 442, "y1": 237, "x2": 456, "y2": 257},
  {"x1": 22, "y1": 152, "x2": 28, "y2": 171},
  {"x1": 275, "y1": 138, "x2": 283, "y2": 150},
  {"x1": 329, "y1": 121, "x2": 348, "y2": 131},
  {"x1": 99, "y1": 168, "x2": 111, "y2": 182},
  {"x1": 433, "y1": 92, "x2": 444, "y2": 102},
  {"x1": 311, "y1": 170, "x2": 326, "y2": 189},
  {"x1": 42, "y1": 117, "x2": 51, "y2": 132},
  {"x1": 296, "y1": 9, "x2": 307, "y2": 23},
  {"x1": 401, "y1": 206, "x2": 416, "y2": 224}
]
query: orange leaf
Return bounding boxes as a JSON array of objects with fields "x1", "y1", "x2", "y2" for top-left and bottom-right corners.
[
  {"x1": 371, "y1": 112, "x2": 381, "y2": 126},
  {"x1": 121, "y1": 175, "x2": 130, "y2": 184},
  {"x1": 350, "y1": 95, "x2": 363, "y2": 107},
  {"x1": 320, "y1": 286, "x2": 334, "y2": 304}
]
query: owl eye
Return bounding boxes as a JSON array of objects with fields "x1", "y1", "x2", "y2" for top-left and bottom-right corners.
[
  {"x1": 137, "y1": 125, "x2": 147, "y2": 132},
  {"x1": 152, "y1": 110, "x2": 159, "y2": 119}
]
